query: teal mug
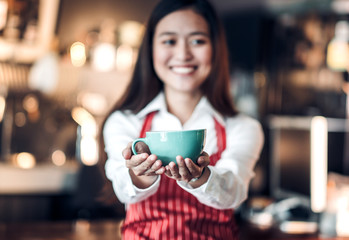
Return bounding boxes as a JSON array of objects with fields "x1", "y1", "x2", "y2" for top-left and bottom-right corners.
[{"x1": 131, "y1": 129, "x2": 206, "y2": 165}]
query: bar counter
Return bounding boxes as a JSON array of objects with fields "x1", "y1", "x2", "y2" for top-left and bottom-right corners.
[
  {"x1": 1, "y1": 219, "x2": 349, "y2": 240},
  {"x1": 0, "y1": 219, "x2": 123, "y2": 240}
]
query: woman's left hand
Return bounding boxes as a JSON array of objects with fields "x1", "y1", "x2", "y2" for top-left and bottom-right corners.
[{"x1": 164, "y1": 151, "x2": 210, "y2": 184}]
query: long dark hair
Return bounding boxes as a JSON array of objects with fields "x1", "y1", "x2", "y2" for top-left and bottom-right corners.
[{"x1": 98, "y1": 0, "x2": 237, "y2": 206}]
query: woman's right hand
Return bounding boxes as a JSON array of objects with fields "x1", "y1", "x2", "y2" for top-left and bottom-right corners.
[{"x1": 122, "y1": 141, "x2": 165, "y2": 188}]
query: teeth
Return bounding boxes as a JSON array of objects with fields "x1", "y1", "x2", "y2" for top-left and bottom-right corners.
[{"x1": 172, "y1": 67, "x2": 195, "y2": 74}]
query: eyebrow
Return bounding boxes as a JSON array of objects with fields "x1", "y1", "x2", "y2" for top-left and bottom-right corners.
[{"x1": 158, "y1": 31, "x2": 209, "y2": 37}]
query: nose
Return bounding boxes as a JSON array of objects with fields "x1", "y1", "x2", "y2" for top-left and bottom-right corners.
[{"x1": 175, "y1": 40, "x2": 193, "y2": 61}]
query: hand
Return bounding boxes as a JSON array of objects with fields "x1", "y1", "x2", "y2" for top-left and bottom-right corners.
[
  {"x1": 122, "y1": 142, "x2": 165, "y2": 176},
  {"x1": 164, "y1": 151, "x2": 210, "y2": 183},
  {"x1": 122, "y1": 141, "x2": 165, "y2": 189}
]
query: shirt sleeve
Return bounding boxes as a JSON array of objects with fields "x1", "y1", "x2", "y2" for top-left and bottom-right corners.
[
  {"x1": 177, "y1": 115, "x2": 264, "y2": 210},
  {"x1": 103, "y1": 111, "x2": 161, "y2": 204}
]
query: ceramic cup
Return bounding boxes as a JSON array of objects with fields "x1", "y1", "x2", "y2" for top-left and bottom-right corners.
[{"x1": 131, "y1": 129, "x2": 206, "y2": 165}]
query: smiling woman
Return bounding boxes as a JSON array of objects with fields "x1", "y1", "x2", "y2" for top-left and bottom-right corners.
[{"x1": 100, "y1": 0, "x2": 264, "y2": 239}]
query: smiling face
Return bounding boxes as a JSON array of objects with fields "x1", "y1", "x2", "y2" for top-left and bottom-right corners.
[{"x1": 152, "y1": 8, "x2": 212, "y2": 96}]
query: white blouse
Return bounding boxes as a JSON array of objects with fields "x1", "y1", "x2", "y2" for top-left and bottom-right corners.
[{"x1": 103, "y1": 92, "x2": 264, "y2": 210}]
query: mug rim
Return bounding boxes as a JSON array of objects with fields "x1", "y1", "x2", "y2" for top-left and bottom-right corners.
[{"x1": 146, "y1": 129, "x2": 206, "y2": 134}]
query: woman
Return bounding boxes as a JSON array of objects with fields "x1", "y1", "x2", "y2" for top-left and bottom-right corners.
[{"x1": 102, "y1": 0, "x2": 264, "y2": 239}]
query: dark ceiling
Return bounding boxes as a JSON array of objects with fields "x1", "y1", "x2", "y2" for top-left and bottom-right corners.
[{"x1": 56, "y1": 0, "x2": 334, "y2": 49}]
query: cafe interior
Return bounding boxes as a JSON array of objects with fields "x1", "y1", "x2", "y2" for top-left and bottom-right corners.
[{"x1": 0, "y1": 0, "x2": 349, "y2": 239}]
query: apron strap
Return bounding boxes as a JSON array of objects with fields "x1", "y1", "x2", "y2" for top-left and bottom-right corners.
[
  {"x1": 214, "y1": 118, "x2": 226, "y2": 155},
  {"x1": 139, "y1": 111, "x2": 157, "y2": 138}
]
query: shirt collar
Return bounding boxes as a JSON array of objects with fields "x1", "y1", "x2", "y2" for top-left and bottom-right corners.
[
  {"x1": 193, "y1": 96, "x2": 226, "y2": 127},
  {"x1": 136, "y1": 92, "x2": 167, "y2": 118},
  {"x1": 136, "y1": 91, "x2": 226, "y2": 126}
]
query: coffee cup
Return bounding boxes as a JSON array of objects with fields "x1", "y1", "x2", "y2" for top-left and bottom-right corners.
[{"x1": 131, "y1": 129, "x2": 206, "y2": 165}]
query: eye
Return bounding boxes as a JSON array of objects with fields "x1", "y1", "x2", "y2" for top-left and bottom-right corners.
[
  {"x1": 190, "y1": 39, "x2": 206, "y2": 45},
  {"x1": 163, "y1": 39, "x2": 176, "y2": 45}
]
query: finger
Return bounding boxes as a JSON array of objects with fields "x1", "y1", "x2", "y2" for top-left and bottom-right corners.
[
  {"x1": 126, "y1": 153, "x2": 148, "y2": 168},
  {"x1": 122, "y1": 142, "x2": 134, "y2": 160},
  {"x1": 164, "y1": 166, "x2": 172, "y2": 177},
  {"x1": 200, "y1": 151, "x2": 209, "y2": 157},
  {"x1": 130, "y1": 154, "x2": 157, "y2": 176},
  {"x1": 185, "y1": 158, "x2": 201, "y2": 178},
  {"x1": 135, "y1": 142, "x2": 151, "y2": 154},
  {"x1": 197, "y1": 152, "x2": 210, "y2": 167},
  {"x1": 155, "y1": 166, "x2": 166, "y2": 175},
  {"x1": 138, "y1": 154, "x2": 157, "y2": 173},
  {"x1": 177, "y1": 156, "x2": 191, "y2": 182},
  {"x1": 168, "y1": 161, "x2": 180, "y2": 179},
  {"x1": 143, "y1": 159, "x2": 163, "y2": 175}
]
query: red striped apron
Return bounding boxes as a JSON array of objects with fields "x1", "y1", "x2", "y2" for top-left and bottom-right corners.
[{"x1": 122, "y1": 112, "x2": 239, "y2": 239}]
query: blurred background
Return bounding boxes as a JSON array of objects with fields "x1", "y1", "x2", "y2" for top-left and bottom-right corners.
[{"x1": 1, "y1": 0, "x2": 349, "y2": 238}]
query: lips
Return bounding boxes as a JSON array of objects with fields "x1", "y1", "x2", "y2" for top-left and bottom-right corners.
[{"x1": 171, "y1": 66, "x2": 197, "y2": 74}]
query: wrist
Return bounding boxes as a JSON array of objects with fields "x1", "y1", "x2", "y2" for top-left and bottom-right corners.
[{"x1": 129, "y1": 169, "x2": 157, "y2": 189}]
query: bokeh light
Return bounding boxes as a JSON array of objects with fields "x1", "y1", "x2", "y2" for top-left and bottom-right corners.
[
  {"x1": 14, "y1": 152, "x2": 36, "y2": 169},
  {"x1": 52, "y1": 150, "x2": 67, "y2": 166},
  {"x1": 70, "y1": 42, "x2": 86, "y2": 67}
]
